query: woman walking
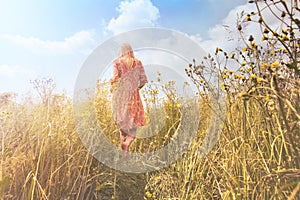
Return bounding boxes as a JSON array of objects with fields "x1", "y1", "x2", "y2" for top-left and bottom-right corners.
[{"x1": 110, "y1": 43, "x2": 148, "y2": 157}]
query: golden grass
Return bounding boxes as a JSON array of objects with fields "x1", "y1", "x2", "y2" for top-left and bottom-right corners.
[{"x1": 1, "y1": 1, "x2": 300, "y2": 199}]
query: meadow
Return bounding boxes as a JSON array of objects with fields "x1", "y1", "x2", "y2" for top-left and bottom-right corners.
[{"x1": 1, "y1": 1, "x2": 300, "y2": 199}]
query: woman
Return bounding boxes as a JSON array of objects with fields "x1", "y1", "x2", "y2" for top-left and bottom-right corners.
[{"x1": 110, "y1": 43, "x2": 148, "y2": 157}]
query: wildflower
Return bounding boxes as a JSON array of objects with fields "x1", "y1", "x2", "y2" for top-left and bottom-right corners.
[
  {"x1": 256, "y1": 77, "x2": 265, "y2": 84},
  {"x1": 155, "y1": 176, "x2": 161, "y2": 181},
  {"x1": 112, "y1": 139, "x2": 117, "y2": 143},
  {"x1": 296, "y1": 43, "x2": 300, "y2": 48},
  {"x1": 241, "y1": 61, "x2": 247, "y2": 66},
  {"x1": 247, "y1": 67, "x2": 253, "y2": 72},
  {"x1": 245, "y1": 15, "x2": 251, "y2": 22},
  {"x1": 176, "y1": 103, "x2": 181, "y2": 108},
  {"x1": 230, "y1": 52, "x2": 236, "y2": 59},
  {"x1": 251, "y1": 41, "x2": 258, "y2": 48},
  {"x1": 145, "y1": 191, "x2": 153, "y2": 198},
  {"x1": 215, "y1": 47, "x2": 222, "y2": 54},
  {"x1": 153, "y1": 89, "x2": 159, "y2": 95},
  {"x1": 222, "y1": 75, "x2": 229, "y2": 79},
  {"x1": 270, "y1": 61, "x2": 280, "y2": 69},
  {"x1": 265, "y1": 94, "x2": 270, "y2": 101},
  {"x1": 261, "y1": 63, "x2": 269, "y2": 70},
  {"x1": 250, "y1": 73, "x2": 256, "y2": 79},
  {"x1": 217, "y1": 47, "x2": 222, "y2": 52},
  {"x1": 272, "y1": 31, "x2": 279, "y2": 37},
  {"x1": 281, "y1": 35, "x2": 289, "y2": 42},
  {"x1": 278, "y1": 47, "x2": 285, "y2": 52},
  {"x1": 228, "y1": 70, "x2": 234, "y2": 75},
  {"x1": 238, "y1": 68, "x2": 245, "y2": 73},
  {"x1": 242, "y1": 47, "x2": 247, "y2": 52},
  {"x1": 262, "y1": 35, "x2": 268, "y2": 42}
]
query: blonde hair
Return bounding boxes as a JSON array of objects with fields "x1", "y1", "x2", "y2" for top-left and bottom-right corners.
[{"x1": 118, "y1": 43, "x2": 134, "y2": 58}]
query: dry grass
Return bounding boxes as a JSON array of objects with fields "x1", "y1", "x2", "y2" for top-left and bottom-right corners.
[{"x1": 1, "y1": 0, "x2": 300, "y2": 199}]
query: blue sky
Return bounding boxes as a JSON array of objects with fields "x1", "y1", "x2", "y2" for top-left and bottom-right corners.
[{"x1": 0, "y1": 0, "x2": 248, "y2": 95}]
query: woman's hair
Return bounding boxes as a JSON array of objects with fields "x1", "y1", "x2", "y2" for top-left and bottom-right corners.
[{"x1": 118, "y1": 43, "x2": 134, "y2": 58}]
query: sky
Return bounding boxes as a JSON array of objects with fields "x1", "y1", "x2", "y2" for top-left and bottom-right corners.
[{"x1": 0, "y1": 0, "x2": 252, "y2": 96}]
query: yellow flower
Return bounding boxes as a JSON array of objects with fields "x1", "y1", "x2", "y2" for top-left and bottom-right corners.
[
  {"x1": 112, "y1": 139, "x2": 117, "y2": 143},
  {"x1": 272, "y1": 31, "x2": 279, "y2": 37},
  {"x1": 251, "y1": 41, "x2": 258, "y2": 48},
  {"x1": 176, "y1": 103, "x2": 181, "y2": 108},
  {"x1": 250, "y1": 73, "x2": 256, "y2": 79},
  {"x1": 281, "y1": 35, "x2": 289, "y2": 42},
  {"x1": 265, "y1": 94, "x2": 270, "y2": 101},
  {"x1": 257, "y1": 77, "x2": 265, "y2": 84},
  {"x1": 262, "y1": 35, "x2": 268, "y2": 42},
  {"x1": 145, "y1": 191, "x2": 153, "y2": 198},
  {"x1": 222, "y1": 75, "x2": 229, "y2": 79},
  {"x1": 278, "y1": 47, "x2": 284, "y2": 52},
  {"x1": 241, "y1": 61, "x2": 247, "y2": 66},
  {"x1": 245, "y1": 16, "x2": 251, "y2": 22},
  {"x1": 155, "y1": 176, "x2": 161, "y2": 181},
  {"x1": 247, "y1": 67, "x2": 252, "y2": 72},
  {"x1": 238, "y1": 68, "x2": 245, "y2": 72},
  {"x1": 242, "y1": 47, "x2": 247, "y2": 52},
  {"x1": 270, "y1": 61, "x2": 280, "y2": 69},
  {"x1": 229, "y1": 70, "x2": 234, "y2": 74},
  {"x1": 215, "y1": 47, "x2": 223, "y2": 55},
  {"x1": 230, "y1": 52, "x2": 236, "y2": 59},
  {"x1": 261, "y1": 63, "x2": 269, "y2": 70}
]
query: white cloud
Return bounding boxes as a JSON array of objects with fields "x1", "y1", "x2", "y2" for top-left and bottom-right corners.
[
  {"x1": 107, "y1": 0, "x2": 160, "y2": 35},
  {"x1": 0, "y1": 64, "x2": 37, "y2": 77},
  {"x1": 1, "y1": 30, "x2": 96, "y2": 55},
  {"x1": 198, "y1": 1, "x2": 291, "y2": 56}
]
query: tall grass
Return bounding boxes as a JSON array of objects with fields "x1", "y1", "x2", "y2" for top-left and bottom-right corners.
[{"x1": 1, "y1": 0, "x2": 300, "y2": 199}]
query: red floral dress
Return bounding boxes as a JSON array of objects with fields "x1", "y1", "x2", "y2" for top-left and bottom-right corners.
[{"x1": 110, "y1": 57, "x2": 148, "y2": 133}]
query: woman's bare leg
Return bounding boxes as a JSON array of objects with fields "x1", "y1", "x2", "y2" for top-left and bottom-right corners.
[{"x1": 120, "y1": 128, "x2": 136, "y2": 158}]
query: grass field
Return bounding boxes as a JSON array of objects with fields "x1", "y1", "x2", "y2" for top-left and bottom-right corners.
[{"x1": 1, "y1": 1, "x2": 300, "y2": 199}]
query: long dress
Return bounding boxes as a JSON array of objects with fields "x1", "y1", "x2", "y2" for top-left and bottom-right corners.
[{"x1": 110, "y1": 57, "x2": 148, "y2": 134}]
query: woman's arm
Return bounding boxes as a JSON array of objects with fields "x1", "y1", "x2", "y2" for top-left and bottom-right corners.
[
  {"x1": 138, "y1": 61, "x2": 148, "y2": 89},
  {"x1": 110, "y1": 61, "x2": 119, "y2": 93}
]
